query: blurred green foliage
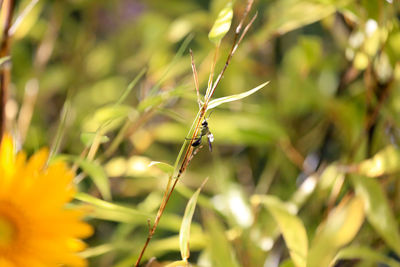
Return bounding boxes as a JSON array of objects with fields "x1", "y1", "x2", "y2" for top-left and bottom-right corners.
[{"x1": 4, "y1": 0, "x2": 400, "y2": 266}]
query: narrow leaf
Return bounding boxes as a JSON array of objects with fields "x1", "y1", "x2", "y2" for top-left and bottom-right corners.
[
  {"x1": 352, "y1": 175, "x2": 400, "y2": 255},
  {"x1": 255, "y1": 195, "x2": 308, "y2": 267},
  {"x1": 75, "y1": 192, "x2": 152, "y2": 223},
  {"x1": 61, "y1": 155, "x2": 111, "y2": 200},
  {"x1": 208, "y1": 1, "x2": 233, "y2": 44},
  {"x1": 115, "y1": 68, "x2": 146, "y2": 106},
  {"x1": 179, "y1": 179, "x2": 208, "y2": 261},
  {"x1": 207, "y1": 81, "x2": 269, "y2": 110},
  {"x1": 307, "y1": 196, "x2": 365, "y2": 267},
  {"x1": 78, "y1": 159, "x2": 112, "y2": 200},
  {"x1": 149, "y1": 161, "x2": 175, "y2": 176}
]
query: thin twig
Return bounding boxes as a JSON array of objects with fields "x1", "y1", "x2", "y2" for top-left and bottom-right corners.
[{"x1": 0, "y1": 0, "x2": 15, "y2": 140}]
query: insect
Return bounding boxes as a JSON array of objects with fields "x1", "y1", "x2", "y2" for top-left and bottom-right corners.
[{"x1": 189, "y1": 117, "x2": 214, "y2": 152}]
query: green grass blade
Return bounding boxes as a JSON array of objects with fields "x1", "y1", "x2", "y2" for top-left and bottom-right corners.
[
  {"x1": 207, "y1": 81, "x2": 269, "y2": 110},
  {"x1": 115, "y1": 68, "x2": 147, "y2": 106},
  {"x1": 179, "y1": 178, "x2": 207, "y2": 261},
  {"x1": 75, "y1": 192, "x2": 152, "y2": 223},
  {"x1": 61, "y1": 155, "x2": 111, "y2": 200}
]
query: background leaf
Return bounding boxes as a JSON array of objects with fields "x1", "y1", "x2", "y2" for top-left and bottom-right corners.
[
  {"x1": 307, "y1": 197, "x2": 365, "y2": 267},
  {"x1": 352, "y1": 176, "x2": 400, "y2": 255},
  {"x1": 256, "y1": 195, "x2": 308, "y2": 267}
]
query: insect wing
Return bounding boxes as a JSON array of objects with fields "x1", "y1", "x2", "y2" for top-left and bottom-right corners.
[{"x1": 207, "y1": 133, "x2": 214, "y2": 152}]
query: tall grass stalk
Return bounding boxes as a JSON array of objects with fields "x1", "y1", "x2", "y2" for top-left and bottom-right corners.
[{"x1": 135, "y1": 1, "x2": 257, "y2": 265}]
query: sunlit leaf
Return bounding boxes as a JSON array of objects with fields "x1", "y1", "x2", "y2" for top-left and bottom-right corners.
[
  {"x1": 254, "y1": 195, "x2": 307, "y2": 267},
  {"x1": 307, "y1": 196, "x2": 365, "y2": 267},
  {"x1": 352, "y1": 176, "x2": 400, "y2": 255},
  {"x1": 165, "y1": 260, "x2": 188, "y2": 267},
  {"x1": 357, "y1": 146, "x2": 400, "y2": 177},
  {"x1": 149, "y1": 161, "x2": 175, "y2": 176},
  {"x1": 208, "y1": 1, "x2": 233, "y2": 44},
  {"x1": 259, "y1": 0, "x2": 339, "y2": 38},
  {"x1": 335, "y1": 246, "x2": 400, "y2": 267},
  {"x1": 207, "y1": 81, "x2": 269, "y2": 110},
  {"x1": 80, "y1": 132, "x2": 109, "y2": 147},
  {"x1": 179, "y1": 179, "x2": 207, "y2": 261}
]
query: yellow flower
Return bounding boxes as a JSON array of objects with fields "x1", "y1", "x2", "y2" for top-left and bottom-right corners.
[{"x1": 0, "y1": 135, "x2": 93, "y2": 267}]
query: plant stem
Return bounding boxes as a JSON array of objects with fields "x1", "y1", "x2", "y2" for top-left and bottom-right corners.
[
  {"x1": 0, "y1": 0, "x2": 15, "y2": 140},
  {"x1": 135, "y1": 1, "x2": 256, "y2": 265}
]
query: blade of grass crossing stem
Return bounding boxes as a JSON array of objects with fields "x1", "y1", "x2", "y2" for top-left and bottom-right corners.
[
  {"x1": 115, "y1": 68, "x2": 146, "y2": 106},
  {"x1": 352, "y1": 175, "x2": 400, "y2": 255},
  {"x1": 149, "y1": 34, "x2": 193, "y2": 95},
  {"x1": 179, "y1": 178, "x2": 208, "y2": 261},
  {"x1": 207, "y1": 81, "x2": 269, "y2": 110},
  {"x1": 208, "y1": 1, "x2": 233, "y2": 44},
  {"x1": 253, "y1": 195, "x2": 308, "y2": 267}
]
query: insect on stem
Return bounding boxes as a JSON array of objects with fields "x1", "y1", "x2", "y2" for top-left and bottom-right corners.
[{"x1": 135, "y1": 1, "x2": 257, "y2": 266}]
